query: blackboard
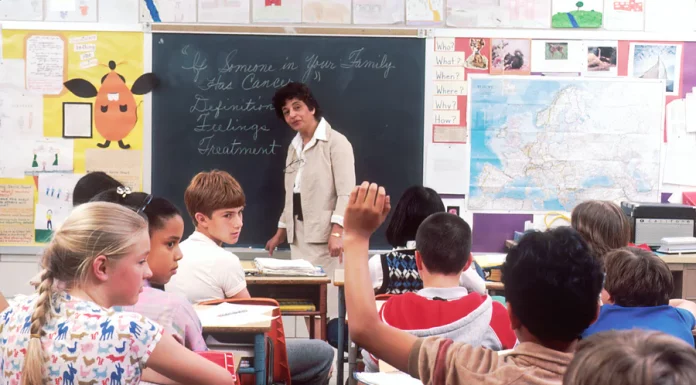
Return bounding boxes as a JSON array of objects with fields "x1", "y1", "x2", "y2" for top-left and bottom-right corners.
[{"x1": 151, "y1": 33, "x2": 425, "y2": 248}]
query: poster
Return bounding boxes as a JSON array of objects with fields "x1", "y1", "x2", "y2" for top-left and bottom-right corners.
[
  {"x1": 0, "y1": 180, "x2": 34, "y2": 245},
  {"x1": 141, "y1": 0, "x2": 197, "y2": 22},
  {"x1": 0, "y1": 30, "x2": 146, "y2": 244},
  {"x1": 584, "y1": 40, "x2": 618, "y2": 77},
  {"x1": 447, "y1": 0, "x2": 551, "y2": 28}
]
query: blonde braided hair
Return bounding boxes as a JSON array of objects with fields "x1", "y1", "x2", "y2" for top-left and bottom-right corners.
[{"x1": 21, "y1": 202, "x2": 147, "y2": 385}]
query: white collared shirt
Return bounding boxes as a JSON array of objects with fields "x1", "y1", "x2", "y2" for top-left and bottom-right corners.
[
  {"x1": 166, "y1": 231, "x2": 247, "y2": 303},
  {"x1": 290, "y1": 118, "x2": 328, "y2": 193},
  {"x1": 279, "y1": 118, "x2": 343, "y2": 228}
]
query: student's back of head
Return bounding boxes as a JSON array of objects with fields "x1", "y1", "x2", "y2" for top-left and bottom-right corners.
[
  {"x1": 564, "y1": 330, "x2": 696, "y2": 385},
  {"x1": 91, "y1": 188, "x2": 181, "y2": 235},
  {"x1": 502, "y1": 227, "x2": 603, "y2": 344},
  {"x1": 184, "y1": 170, "x2": 245, "y2": 227},
  {"x1": 604, "y1": 247, "x2": 672, "y2": 307},
  {"x1": 415, "y1": 212, "x2": 471, "y2": 275},
  {"x1": 72, "y1": 171, "x2": 122, "y2": 206},
  {"x1": 386, "y1": 186, "x2": 444, "y2": 248},
  {"x1": 571, "y1": 200, "x2": 630, "y2": 263}
]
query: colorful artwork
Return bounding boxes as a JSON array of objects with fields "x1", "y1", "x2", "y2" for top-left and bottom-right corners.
[
  {"x1": 552, "y1": 0, "x2": 603, "y2": 28},
  {"x1": 491, "y1": 39, "x2": 531, "y2": 75},
  {"x1": 63, "y1": 61, "x2": 157, "y2": 149}
]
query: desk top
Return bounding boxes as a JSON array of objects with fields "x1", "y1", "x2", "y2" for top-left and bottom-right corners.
[
  {"x1": 194, "y1": 304, "x2": 274, "y2": 334},
  {"x1": 241, "y1": 260, "x2": 331, "y2": 284}
]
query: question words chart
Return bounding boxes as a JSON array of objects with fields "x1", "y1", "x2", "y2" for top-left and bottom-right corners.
[{"x1": 432, "y1": 37, "x2": 471, "y2": 144}]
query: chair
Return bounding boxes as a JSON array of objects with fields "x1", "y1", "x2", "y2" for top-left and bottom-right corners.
[
  {"x1": 199, "y1": 297, "x2": 292, "y2": 385},
  {"x1": 346, "y1": 294, "x2": 395, "y2": 385}
]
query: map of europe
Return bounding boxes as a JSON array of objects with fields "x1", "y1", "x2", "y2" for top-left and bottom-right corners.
[{"x1": 468, "y1": 76, "x2": 663, "y2": 211}]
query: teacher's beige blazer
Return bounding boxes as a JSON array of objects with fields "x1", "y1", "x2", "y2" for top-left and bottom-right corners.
[{"x1": 280, "y1": 121, "x2": 356, "y2": 244}]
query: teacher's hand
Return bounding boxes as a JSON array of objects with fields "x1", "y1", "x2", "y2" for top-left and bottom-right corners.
[
  {"x1": 329, "y1": 235, "x2": 343, "y2": 262},
  {"x1": 265, "y1": 229, "x2": 287, "y2": 256}
]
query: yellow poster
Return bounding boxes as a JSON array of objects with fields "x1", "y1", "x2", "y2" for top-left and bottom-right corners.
[
  {"x1": 1, "y1": 30, "x2": 147, "y2": 175},
  {"x1": 1, "y1": 30, "x2": 147, "y2": 245}
]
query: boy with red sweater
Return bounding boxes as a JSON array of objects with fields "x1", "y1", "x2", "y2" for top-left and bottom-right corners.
[{"x1": 363, "y1": 212, "x2": 516, "y2": 371}]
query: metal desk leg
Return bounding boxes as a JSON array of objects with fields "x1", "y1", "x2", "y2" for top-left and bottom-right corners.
[
  {"x1": 337, "y1": 286, "x2": 346, "y2": 385},
  {"x1": 347, "y1": 336, "x2": 358, "y2": 385},
  {"x1": 254, "y1": 333, "x2": 267, "y2": 385}
]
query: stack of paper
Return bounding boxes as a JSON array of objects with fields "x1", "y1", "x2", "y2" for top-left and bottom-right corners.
[
  {"x1": 195, "y1": 303, "x2": 277, "y2": 328},
  {"x1": 657, "y1": 237, "x2": 696, "y2": 254},
  {"x1": 254, "y1": 258, "x2": 325, "y2": 276},
  {"x1": 354, "y1": 372, "x2": 423, "y2": 385}
]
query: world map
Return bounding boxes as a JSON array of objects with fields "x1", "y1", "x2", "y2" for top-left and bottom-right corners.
[{"x1": 468, "y1": 76, "x2": 664, "y2": 211}]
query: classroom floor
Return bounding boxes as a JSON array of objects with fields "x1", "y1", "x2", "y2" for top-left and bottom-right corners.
[{"x1": 284, "y1": 316, "x2": 342, "y2": 385}]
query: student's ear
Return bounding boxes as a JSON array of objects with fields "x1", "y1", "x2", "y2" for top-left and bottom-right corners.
[
  {"x1": 91, "y1": 255, "x2": 110, "y2": 282},
  {"x1": 601, "y1": 288, "x2": 613, "y2": 305},
  {"x1": 507, "y1": 302, "x2": 522, "y2": 330},
  {"x1": 194, "y1": 212, "x2": 208, "y2": 228},
  {"x1": 463, "y1": 253, "x2": 473, "y2": 271},
  {"x1": 415, "y1": 250, "x2": 425, "y2": 272}
]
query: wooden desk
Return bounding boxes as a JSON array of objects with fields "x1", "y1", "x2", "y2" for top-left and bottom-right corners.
[
  {"x1": 243, "y1": 261, "x2": 331, "y2": 340},
  {"x1": 659, "y1": 254, "x2": 696, "y2": 301},
  {"x1": 196, "y1": 305, "x2": 273, "y2": 385}
]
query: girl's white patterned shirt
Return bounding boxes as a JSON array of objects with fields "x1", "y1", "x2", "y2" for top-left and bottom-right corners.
[{"x1": 0, "y1": 292, "x2": 163, "y2": 385}]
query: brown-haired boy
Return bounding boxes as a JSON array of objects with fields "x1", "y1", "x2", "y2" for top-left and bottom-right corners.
[
  {"x1": 167, "y1": 170, "x2": 249, "y2": 302},
  {"x1": 582, "y1": 247, "x2": 696, "y2": 345},
  {"x1": 167, "y1": 170, "x2": 336, "y2": 385}
]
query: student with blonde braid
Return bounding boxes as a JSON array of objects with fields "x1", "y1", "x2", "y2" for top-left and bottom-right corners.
[{"x1": 0, "y1": 202, "x2": 236, "y2": 385}]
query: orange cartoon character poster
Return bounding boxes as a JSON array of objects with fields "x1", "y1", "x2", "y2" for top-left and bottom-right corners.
[{"x1": 63, "y1": 61, "x2": 158, "y2": 149}]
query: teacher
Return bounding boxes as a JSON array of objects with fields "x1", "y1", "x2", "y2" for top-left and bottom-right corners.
[{"x1": 265, "y1": 82, "x2": 355, "y2": 294}]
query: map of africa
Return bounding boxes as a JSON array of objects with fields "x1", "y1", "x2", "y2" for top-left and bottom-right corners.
[{"x1": 468, "y1": 76, "x2": 664, "y2": 211}]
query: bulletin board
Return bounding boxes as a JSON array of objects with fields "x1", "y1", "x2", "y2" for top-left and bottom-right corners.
[
  {"x1": 0, "y1": 29, "x2": 148, "y2": 245},
  {"x1": 422, "y1": 30, "x2": 696, "y2": 252}
]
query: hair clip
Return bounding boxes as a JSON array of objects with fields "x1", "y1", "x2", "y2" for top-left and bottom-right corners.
[{"x1": 116, "y1": 186, "x2": 132, "y2": 198}]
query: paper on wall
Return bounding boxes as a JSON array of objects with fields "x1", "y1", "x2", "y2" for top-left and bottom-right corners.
[
  {"x1": 424, "y1": 143, "x2": 469, "y2": 194},
  {"x1": 0, "y1": 0, "x2": 43, "y2": 21},
  {"x1": 198, "y1": 0, "x2": 250, "y2": 23},
  {"x1": 0, "y1": 139, "x2": 32, "y2": 178},
  {"x1": 644, "y1": 0, "x2": 696, "y2": 32},
  {"x1": 85, "y1": 149, "x2": 142, "y2": 191},
  {"x1": 353, "y1": 0, "x2": 404, "y2": 24},
  {"x1": 303, "y1": 0, "x2": 351, "y2": 23},
  {"x1": 0, "y1": 86, "x2": 43, "y2": 140},
  {"x1": 406, "y1": 0, "x2": 444, "y2": 24},
  {"x1": 98, "y1": 0, "x2": 139, "y2": 23},
  {"x1": 0, "y1": 183, "x2": 34, "y2": 244},
  {"x1": 447, "y1": 0, "x2": 551, "y2": 28},
  {"x1": 252, "y1": 0, "x2": 302, "y2": 23},
  {"x1": 663, "y1": 99, "x2": 696, "y2": 186},
  {"x1": 35, "y1": 173, "x2": 83, "y2": 231},
  {"x1": 46, "y1": 0, "x2": 97, "y2": 21},
  {"x1": 0, "y1": 59, "x2": 26, "y2": 89},
  {"x1": 25, "y1": 35, "x2": 66, "y2": 95},
  {"x1": 141, "y1": 0, "x2": 197, "y2": 22},
  {"x1": 25, "y1": 138, "x2": 75, "y2": 174},
  {"x1": 603, "y1": 0, "x2": 644, "y2": 31}
]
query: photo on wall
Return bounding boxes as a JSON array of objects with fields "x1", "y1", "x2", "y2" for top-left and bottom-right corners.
[
  {"x1": 490, "y1": 38, "x2": 531, "y2": 75},
  {"x1": 585, "y1": 41, "x2": 618, "y2": 76},
  {"x1": 628, "y1": 43, "x2": 682, "y2": 95}
]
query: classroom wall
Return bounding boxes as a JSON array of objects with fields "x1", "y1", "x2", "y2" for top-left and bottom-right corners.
[{"x1": 2, "y1": 0, "x2": 696, "y2": 294}]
